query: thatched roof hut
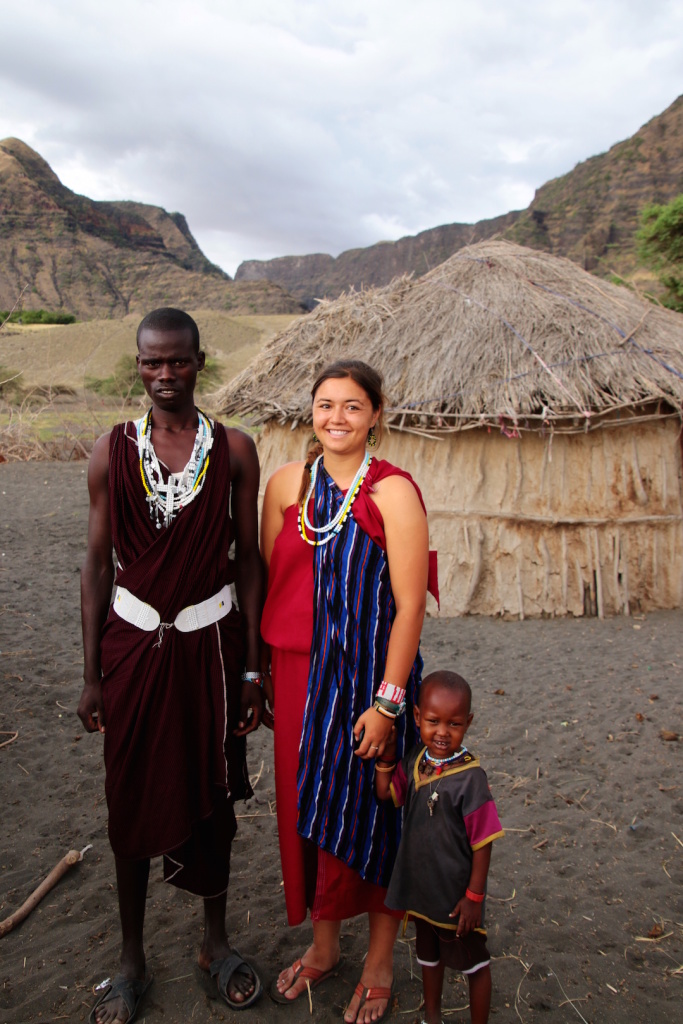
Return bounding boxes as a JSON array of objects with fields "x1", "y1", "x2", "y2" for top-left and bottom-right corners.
[{"x1": 217, "y1": 240, "x2": 683, "y2": 618}]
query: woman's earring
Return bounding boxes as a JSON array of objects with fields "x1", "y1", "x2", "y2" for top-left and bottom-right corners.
[
  {"x1": 312, "y1": 432, "x2": 319, "y2": 443},
  {"x1": 367, "y1": 427, "x2": 378, "y2": 449}
]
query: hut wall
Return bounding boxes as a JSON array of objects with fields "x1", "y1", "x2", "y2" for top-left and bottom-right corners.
[{"x1": 256, "y1": 419, "x2": 683, "y2": 618}]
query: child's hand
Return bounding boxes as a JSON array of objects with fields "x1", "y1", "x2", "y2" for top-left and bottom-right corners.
[
  {"x1": 449, "y1": 894, "x2": 482, "y2": 937},
  {"x1": 381, "y1": 726, "x2": 398, "y2": 760}
]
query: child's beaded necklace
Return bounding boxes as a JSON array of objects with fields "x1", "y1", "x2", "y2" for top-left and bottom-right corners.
[
  {"x1": 420, "y1": 746, "x2": 468, "y2": 777},
  {"x1": 420, "y1": 747, "x2": 468, "y2": 816}
]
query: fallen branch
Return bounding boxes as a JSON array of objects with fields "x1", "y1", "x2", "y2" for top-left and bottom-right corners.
[
  {"x1": 249, "y1": 759, "x2": 265, "y2": 790},
  {"x1": 488, "y1": 888, "x2": 516, "y2": 902},
  {"x1": 590, "y1": 818, "x2": 617, "y2": 832},
  {"x1": 548, "y1": 968, "x2": 590, "y2": 1024},
  {"x1": 0, "y1": 845, "x2": 92, "y2": 938}
]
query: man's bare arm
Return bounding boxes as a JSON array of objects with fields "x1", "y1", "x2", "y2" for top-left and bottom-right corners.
[
  {"x1": 77, "y1": 433, "x2": 114, "y2": 733},
  {"x1": 228, "y1": 428, "x2": 265, "y2": 734}
]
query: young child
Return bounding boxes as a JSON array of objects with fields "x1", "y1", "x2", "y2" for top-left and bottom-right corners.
[{"x1": 375, "y1": 671, "x2": 503, "y2": 1024}]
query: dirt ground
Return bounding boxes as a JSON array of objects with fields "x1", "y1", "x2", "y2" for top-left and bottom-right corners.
[{"x1": 0, "y1": 461, "x2": 681, "y2": 1023}]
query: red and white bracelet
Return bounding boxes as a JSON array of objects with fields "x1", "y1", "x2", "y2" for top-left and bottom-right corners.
[{"x1": 377, "y1": 680, "x2": 406, "y2": 705}]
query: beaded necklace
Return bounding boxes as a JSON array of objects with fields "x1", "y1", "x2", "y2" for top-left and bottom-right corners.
[
  {"x1": 421, "y1": 747, "x2": 468, "y2": 816},
  {"x1": 136, "y1": 407, "x2": 214, "y2": 529},
  {"x1": 420, "y1": 746, "x2": 468, "y2": 777},
  {"x1": 298, "y1": 452, "x2": 372, "y2": 546}
]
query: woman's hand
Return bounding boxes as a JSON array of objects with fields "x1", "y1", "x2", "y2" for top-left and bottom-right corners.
[{"x1": 353, "y1": 706, "x2": 395, "y2": 759}]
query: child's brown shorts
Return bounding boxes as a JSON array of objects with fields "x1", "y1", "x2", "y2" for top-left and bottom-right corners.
[{"x1": 414, "y1": 917, "x2": 490, "y2": 974}]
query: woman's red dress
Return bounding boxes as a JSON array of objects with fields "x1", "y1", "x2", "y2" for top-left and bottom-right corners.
[{"x1": 261, "y1": 459, "x2": 438, "y2": 926}]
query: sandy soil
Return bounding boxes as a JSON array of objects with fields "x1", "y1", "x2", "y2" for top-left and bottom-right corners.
[{"x1": 0, "y1": 461, "x2": 681, "y2": 1024}]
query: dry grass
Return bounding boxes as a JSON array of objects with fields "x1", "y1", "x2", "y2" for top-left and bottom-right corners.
[
  {"x1": 0, "y1": 393, "x2": 127, "y2": 462},
  {"x1": 216, "y1": 240, "x2": 683, "y2": 435}
]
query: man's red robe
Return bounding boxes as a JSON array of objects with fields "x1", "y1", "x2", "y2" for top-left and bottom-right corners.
[{"x1": 99, "y1": 421, "x2": 251, "y2": 896}]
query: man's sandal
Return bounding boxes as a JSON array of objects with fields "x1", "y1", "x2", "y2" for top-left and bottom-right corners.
[
  {"x1": 88, "y1": 973, "x2": 153, "y2": 1024},
  {"x1": 207, "y1": 950, "x2": 263, "y2": 1010},
  {"x1": 269, "y1": 957, "x2": 340, "y2": 1004},
  {"x1": 347, "y1": 981, "x2": 394, "y2": 1023}
]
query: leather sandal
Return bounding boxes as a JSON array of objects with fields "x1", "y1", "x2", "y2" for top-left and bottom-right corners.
[{"x1": 269, "y1": 956, "x2": 340, "y2": 1004}]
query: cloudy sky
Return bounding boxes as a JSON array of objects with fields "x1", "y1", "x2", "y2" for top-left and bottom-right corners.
[{"x1": 1, "y1": 0, "x2": 682, "y2": 275}]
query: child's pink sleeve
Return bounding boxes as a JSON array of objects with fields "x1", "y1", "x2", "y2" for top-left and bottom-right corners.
[
  {"x1": 464, "y1": 797, "x2": 504, "y2": 850},
  {"x1": 389, "y1": 761, "x2": 408, "y2": 807}
]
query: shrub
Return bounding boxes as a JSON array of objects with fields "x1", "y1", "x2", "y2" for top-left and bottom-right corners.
[
  {"x1": 0, "y1": 309, "x2": 77, "y2": 325},
  {"x1": 637, "y1": 195, "x2": 683, "y2": 311}
]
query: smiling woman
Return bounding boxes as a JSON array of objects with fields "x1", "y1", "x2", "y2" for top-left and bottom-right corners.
[{"x1": 259, "y1": 359, "x2": 435, "y2": 1023}]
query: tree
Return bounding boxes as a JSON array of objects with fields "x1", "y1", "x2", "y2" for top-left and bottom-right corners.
[{"x1": 637, "y1": 195, "x2": 683, "y2": 311}]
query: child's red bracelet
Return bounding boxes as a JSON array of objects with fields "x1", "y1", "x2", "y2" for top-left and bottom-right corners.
[{"x1": 465, "y1": 888, "x2": 485, "y2": 903}]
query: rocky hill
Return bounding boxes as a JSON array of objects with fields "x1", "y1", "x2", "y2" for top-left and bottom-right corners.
[
  {"x1": 0, "y1": 138, "x2": 303, "y2": 318},
  {"x1": 236, "y1": 95, "x2": 683, "y2": 306},
  {"x1": 236, "y1": 211, "x2": 520, "y2": 309},
  {"x1": 506, "y1": 95, "x2": 683, "y2": 273}
]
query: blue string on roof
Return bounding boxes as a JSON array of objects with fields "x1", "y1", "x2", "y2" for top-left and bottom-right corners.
[
  {"x1": 433, "y1": 285, "x2": 589, "y2": 415},
  {"x1": 401, "y1": 348, "x2": 627, "y2": 410},
  {"x1": 529, "y1": 280, "x2": 683, "y2": 383},
  {"x1": 400, "y1": 279, "x2": 683, "y2": 413}
]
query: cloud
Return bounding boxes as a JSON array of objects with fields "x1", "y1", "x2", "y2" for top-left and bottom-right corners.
[{"x1": 1, "y1": 0, "x2": 682, "y2": 273}]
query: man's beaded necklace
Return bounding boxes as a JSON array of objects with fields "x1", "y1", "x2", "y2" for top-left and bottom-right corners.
[
  {"x1": 136, "y1": 407, "x2": 214, "y2": 529},
  {"x1": 298, "y1": 452, "x2": 372, "y2": 546}
]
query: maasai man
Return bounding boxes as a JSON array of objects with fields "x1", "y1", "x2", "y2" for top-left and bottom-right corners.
[{"x1": 77, "y1": 308, "x2": 264, "y2": 1023}]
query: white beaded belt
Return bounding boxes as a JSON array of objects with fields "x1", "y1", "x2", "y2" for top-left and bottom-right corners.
[{"x1": 113, "y1": 584, "x2": 232, "y2": 636}]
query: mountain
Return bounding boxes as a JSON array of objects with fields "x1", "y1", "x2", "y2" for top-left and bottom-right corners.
[
  {"x1": 236, "y1": 211, "x2": 520, "y2": 310},
  {"x1": 236, "y1": 95, "x2": 683, "y2": 306},
  {"x1": 0, "y1": 138, "x2": 303, "y2": 318},
  {"x1": 505, "y1": 96, "x2": 683, "y2": 273}
]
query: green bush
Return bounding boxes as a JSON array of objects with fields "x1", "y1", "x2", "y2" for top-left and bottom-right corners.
[
  {"x1": 86, "y1": 355, "x2": 145, "y2": 398},
  {"x1": 0, "y1": 309, "x2": 76, "y2": 325},
  {"x1": 637, "y1": 195, "x2": 683, "y2": 311},
  {"x1": 0, "y1": 365, "x2": 24, "y2": 399},
  {"x1": 86, "y1": 355, "x2": 222, "y2": 399}
]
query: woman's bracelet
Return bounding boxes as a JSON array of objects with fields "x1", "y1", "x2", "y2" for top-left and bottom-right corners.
[
  {"x1": 373, "y1": 699, "x2": 406, "y2": 719},
  {"x1": 377, "y1": 680, "x2": 406, "y2": 705},
  {"x1": 374, "y1": 763, "x2": 396, "y2": 773},
  {"x1": 373, "y1": 701, "x2": 399, "y2": 720},
  {"x1": 465, "y1": 888, "x2": 485, "y2": 903},
  {"x1": 241, "y1": 671, "x2": 264, "y2": 688}
]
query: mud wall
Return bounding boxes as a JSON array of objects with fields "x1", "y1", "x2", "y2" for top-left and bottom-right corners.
[{"x1": 256, "y1": 418, "x2": 683, "y2": 618}]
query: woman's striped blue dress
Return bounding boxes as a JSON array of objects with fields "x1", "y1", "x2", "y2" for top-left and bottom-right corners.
[{"x1": 296, "y1": 460, "x2": 423, "y2": 887}]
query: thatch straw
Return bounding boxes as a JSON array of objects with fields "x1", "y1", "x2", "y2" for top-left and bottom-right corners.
[{"x1": 215, "y1": 241, "x2": 683, "y2": 435}]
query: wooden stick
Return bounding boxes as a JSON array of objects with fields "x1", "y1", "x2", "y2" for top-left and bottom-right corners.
[
  {"x1": 0, "y1": 845, "x2": 91, "y2": 938},
  {"x1": 0, "y1": 731, "x2": 19, "y2": 750}
]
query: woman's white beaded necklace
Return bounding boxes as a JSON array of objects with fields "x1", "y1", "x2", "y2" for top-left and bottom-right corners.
[
  {"x1": 136, "y1": 407, "x2": 214, "y2": 529},
  {"x1": 298, "y1": 452, "x2": 372, "y2": 546}
]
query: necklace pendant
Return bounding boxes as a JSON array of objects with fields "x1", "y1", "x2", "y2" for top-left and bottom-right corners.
[{"x1": 427, "y1": 792, "x2": 439, "y2": 816}]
